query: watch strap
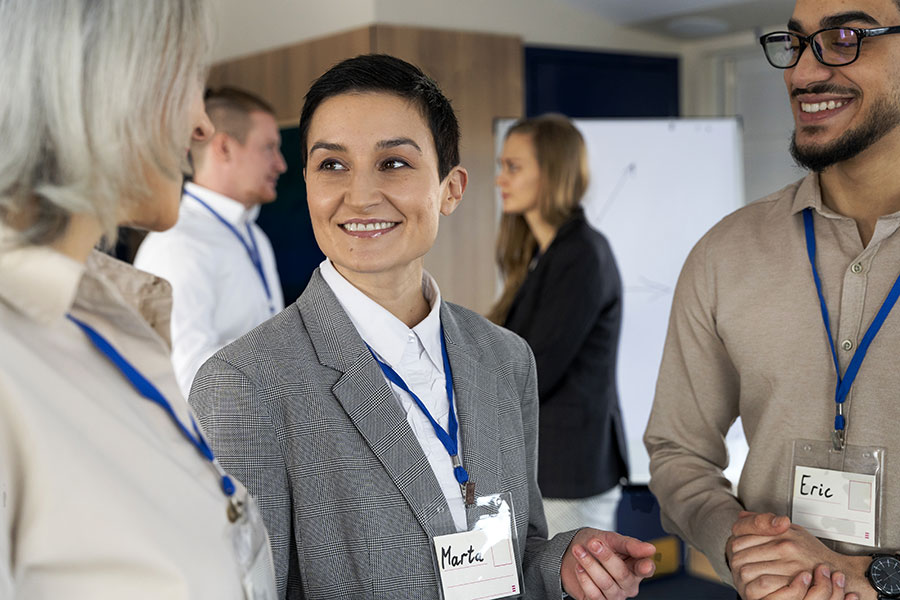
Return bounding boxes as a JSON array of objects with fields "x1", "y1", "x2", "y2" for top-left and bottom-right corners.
[{"x1": 867, "y1": 553, "x2": 900, "y2": 599}]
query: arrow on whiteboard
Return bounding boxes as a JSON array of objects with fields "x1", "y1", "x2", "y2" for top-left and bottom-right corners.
[
  {"x1": 625, "y1": 276, "x2": 672, "y2": 302},
  {"x1": 592, "y1": 162, "x2": 636, "y2": 224}
]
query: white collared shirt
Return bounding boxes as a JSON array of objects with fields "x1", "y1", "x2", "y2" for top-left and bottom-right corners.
[
  {"x1": 319, "y1": 259, "x2": 467, "y2": 531},
  {"x1": 134, "y1": 182, "x2": 284, "y2": 396}
]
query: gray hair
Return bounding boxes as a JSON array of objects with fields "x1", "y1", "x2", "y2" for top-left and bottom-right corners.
[{"x1": 0, "y1": 0, "x2": 213, "y2": 245}]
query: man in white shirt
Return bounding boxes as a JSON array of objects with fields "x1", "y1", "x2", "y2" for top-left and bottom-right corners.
[{"x1": 135, "y1": 87, "x2": 287, "y2": 396}]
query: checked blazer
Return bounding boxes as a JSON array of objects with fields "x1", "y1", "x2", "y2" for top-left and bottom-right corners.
[{"x1": 189, "y1": 270, "x2": 577, "y2": 599}]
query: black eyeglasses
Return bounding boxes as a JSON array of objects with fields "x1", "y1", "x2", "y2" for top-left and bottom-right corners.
[{"x1": 760, "y1": 26, "x2": 900, "y2": 68}]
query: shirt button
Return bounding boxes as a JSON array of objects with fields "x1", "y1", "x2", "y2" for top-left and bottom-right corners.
[
  {"x1": 841, "y1": 339, "x2": 854, "y2": 351},
  {"x1": 851, "y1": 263, "x2": 863, "y2": 274}
]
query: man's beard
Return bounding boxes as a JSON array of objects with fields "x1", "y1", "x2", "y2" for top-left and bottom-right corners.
[{"x1": 790, "y1": 96, "x2": 900, "y2": 172}]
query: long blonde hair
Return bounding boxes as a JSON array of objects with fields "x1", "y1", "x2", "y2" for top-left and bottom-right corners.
[{"x1": 488, "y1": 114, "x2": 589, "y2": 324}]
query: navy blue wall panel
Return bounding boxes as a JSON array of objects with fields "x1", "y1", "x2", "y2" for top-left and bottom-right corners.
[
  {"x1": 257, "y1": 126, "x2": 324, "y2": 306},
  {"x1": 525, "y1": 47, "x2": 680, "y2": 118}
]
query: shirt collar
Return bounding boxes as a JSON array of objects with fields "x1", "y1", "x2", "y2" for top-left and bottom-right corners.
[
  {"x1": 0, "y1": 234, "x2": 84, "y2": 324},
  {"x1": 789, "y1": 171, "x2": 900, "y2": 224},
  {"x1": 789, "y1": 172, "x2": 823, "y2": 216},
  {"x1": 0, "y1": 234, "x2": 174, "y2": 346},
  {"x1": 183, "y1": 181, "x2": 260, "y2": 226},
  {"x1": 83, "y1": 251, "x2": 174, "y2": 348},
  {"x1": 318, "y1": 259, "x2": 444, "y2": 372}
]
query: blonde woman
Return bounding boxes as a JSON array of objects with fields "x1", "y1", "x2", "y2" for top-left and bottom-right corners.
[
  {"x1": 491, "y1": 114, "x2": 628, "y2": 537},
  {"x1": 0, "y1": 1, "x2": 276, "y2": 598}
]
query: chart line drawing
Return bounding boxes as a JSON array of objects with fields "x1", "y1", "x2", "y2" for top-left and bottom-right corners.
[
  {"x1": 590, "y1": 162, "x2": 636, "y2": 225},
  {"x1": 625, "y1": 276, "x2": 672, "y2": 303}
]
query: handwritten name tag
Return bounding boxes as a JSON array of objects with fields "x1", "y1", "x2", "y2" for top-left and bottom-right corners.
[
  {"x1": 433, "y1": 525, "x2": 520, "y2": 600},
  {"x1": 791, "y1": 465, "x2": 877, "y2": 547}
]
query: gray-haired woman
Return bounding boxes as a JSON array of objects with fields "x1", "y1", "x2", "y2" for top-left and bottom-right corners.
[{"x1": 0, "y1": 1, "x2": 276, "y2": 598}]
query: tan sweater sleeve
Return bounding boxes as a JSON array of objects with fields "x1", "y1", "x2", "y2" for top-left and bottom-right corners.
[{"x1": 643, "y1": 232, "x2": 745, "y2": 584}]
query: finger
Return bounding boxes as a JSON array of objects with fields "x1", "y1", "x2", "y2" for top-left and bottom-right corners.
[
  {"x1": 631, "y1": 557, "x2": 656, "y2": 578},
  {"x1": 598, "y1": 532, "x2": 656, "y2": 559},
  {"x1": 731, "y1": 539, "x2": 800, "y2": 573},
  {"x1": 742, "y1": 573, "x2": 795, "y2": 599},
  {"x1": 733, "y1": 512, "x2": 792, "y2": 537},
  {"x1": 824, "y1": 569, "x2": 847, "y2": 600},
  {"x1": 589, "y1": 538, "x2": 638, "y2": 584},
  {"x1": 731, "y1": 534, "x2": 784, "y2": 554},
  {"x1": 574, "y1": 562, "x2": 603, "y2": 600},
  {"x1": 803, "y1": 565, "x2": 843, "y2": 600},
  {"x1": 759, "y1": 571, "x2": 812, "y2": 600},
  {"x1": 574, "y1": 541, "x2": 635, "y2": 598},
  {"x1": 736, "y1": 558, "x2": 803, "y2": 584}
]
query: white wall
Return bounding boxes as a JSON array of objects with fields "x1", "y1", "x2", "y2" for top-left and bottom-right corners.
[
  {"x1": 209, "y1": 0, "x2": 682, "y2": 63},
  {"x1": 679, "y1": 29, "x2": 761, "y2": 118},
  {"x1": 209, "y1": 0, "x2": 376, "y2": 63},
  {"x1": 680, "y1": 24, "x2": 806, "y2": 203},
  {"x1": 373, "y1": 0, "x2": 682, "y2": 55}
]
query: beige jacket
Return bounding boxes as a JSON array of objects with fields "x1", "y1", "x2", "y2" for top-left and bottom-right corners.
[{"x1": 0, "y1": 245, "x2": 246, "y2": 599}]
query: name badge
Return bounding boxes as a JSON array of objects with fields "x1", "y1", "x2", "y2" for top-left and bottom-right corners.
[
  {"x1": 791, "y1": 465, "x2": 877, "y2": 547},
  {"x1": 433, "y1": 524, "x2": 519, "y2": 600},
  {"x1": 432, "y1": 493, "x2": 522, "y2": 600}
]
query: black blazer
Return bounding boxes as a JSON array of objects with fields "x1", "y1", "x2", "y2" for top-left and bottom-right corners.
[{"x1": 504, "y1": 209, "x2": 628, "y2": 498}]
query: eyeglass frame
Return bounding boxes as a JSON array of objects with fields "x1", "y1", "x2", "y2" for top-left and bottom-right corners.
[{"x1": 759, "y1": 25, "x2": 900, "y2": 69}]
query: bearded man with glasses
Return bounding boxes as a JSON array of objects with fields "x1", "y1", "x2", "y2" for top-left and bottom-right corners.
[{"x1": 644, "y1": 1, "x2": 900, "y2": 599}]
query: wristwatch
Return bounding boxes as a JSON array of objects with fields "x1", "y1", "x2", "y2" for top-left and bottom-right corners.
[{"x1": 866, "y1": 554, "x2": 900, "y2": 599}]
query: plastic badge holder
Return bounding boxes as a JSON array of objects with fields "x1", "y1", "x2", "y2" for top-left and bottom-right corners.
[
  {"x1": 433, "y1": 492, "x2": 524, "y2": 600},
  {"x1": 229, "y1": 491, "x2": 278, "y2": 599},
  {"x1": 790, "y1": 439, "x2": 883, "y2": 549}
]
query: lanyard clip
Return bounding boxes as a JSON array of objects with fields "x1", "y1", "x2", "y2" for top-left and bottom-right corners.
[
  {"x1": 227, "y1": 495, "x2": 245, "y2": 523},
  {"x1": 832, "y1": 405, "x2": 846, "y2": 451},
  {"x1": 831, "y1": 429, "x2": 845, "y2": 451},
  {"x1": 451, "y1": 454, "x2": 475, "y2": 505}
]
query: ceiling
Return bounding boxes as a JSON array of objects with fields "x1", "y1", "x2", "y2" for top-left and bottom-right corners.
[{"x1": 562, "y1": 0, "x2": 796, "y2": 39}]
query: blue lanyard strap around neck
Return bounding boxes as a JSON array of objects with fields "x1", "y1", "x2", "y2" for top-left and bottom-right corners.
[
  {"x1": 67, "y1": 314, "x2": 236, "y2": 497},
  {"x1": 803, "y1": 208, "x2": 900, "y2": 442},
  {"x1": 184, "y1": 189, "x2": 275, "y2": 314},
  {"x1": 366, "y1": 325, "x2": 469, "y2": 489}
]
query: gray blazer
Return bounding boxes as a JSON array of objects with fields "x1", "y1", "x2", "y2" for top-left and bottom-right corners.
[{"x1": 190, "y1": 271, "x2": 576, "y2": 599}]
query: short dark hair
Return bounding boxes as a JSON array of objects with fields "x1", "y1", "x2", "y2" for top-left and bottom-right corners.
[
  {"x1": 298, "y1": 54, "x2": 460, "y2": 180},
  {"x1": 203, "y1": 87, "x2": 275, "y2": 144}
]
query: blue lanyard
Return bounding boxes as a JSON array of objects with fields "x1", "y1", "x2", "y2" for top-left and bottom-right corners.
[
  {"x1": 67, "y1": 314, "x2": 236, "y2": 498},
  {"x1": 803, "y1": 208, "x2": 900, "y2": 449},
  {"x1": 366, "y1": 326, "x2": 470, "y2": 495},
  {"x1": 184, "y1": 189, "x2": 275, "y2": 314}
]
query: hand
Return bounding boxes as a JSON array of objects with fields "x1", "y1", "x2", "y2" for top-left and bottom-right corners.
[
  {"x1": 727, "y1": 511, "x2": 794, "y2": 597},
  {"x1": 727, "y1": 511, "x2": 792, "y2": 566},
  {"x1": 727, "y1": 513, "x2": 871, "y2": 600},
  {"x1": 560, "y1": 528, "x2": 656, "y2": 600},
  {"x1": 762, "y1": 564, "x2": 858, "y2": 600}
]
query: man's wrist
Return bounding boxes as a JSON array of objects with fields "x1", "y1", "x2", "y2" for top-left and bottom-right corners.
[{"x1": 845, "y1": 554, "x2": 878, "y2": 600}]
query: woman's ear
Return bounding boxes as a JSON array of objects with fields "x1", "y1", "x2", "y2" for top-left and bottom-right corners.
[{"x1": 440, "y1": 166, "x2": 468, "y2": 216}]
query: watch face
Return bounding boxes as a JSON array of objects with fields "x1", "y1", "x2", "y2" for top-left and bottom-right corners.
[{"x1": 870, "y1": 556, "x2": 900, "y2": 596}]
